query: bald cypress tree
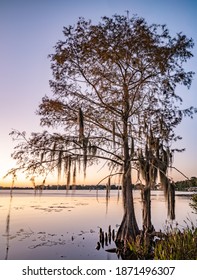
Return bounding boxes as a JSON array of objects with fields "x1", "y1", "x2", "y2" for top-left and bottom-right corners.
[{"x1": 7, "y1": 15, "x2": 195, "y2": 244}]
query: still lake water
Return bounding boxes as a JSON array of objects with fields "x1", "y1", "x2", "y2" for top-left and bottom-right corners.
[{"x1": 0, "y1": 189, "x2": 196, "y2": 260}]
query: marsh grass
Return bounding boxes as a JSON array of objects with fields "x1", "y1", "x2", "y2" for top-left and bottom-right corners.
[
  {"x1": 153, "y1": 219, "x2": 197, "y2": 259},
  {"x1": 126, "y1": 219, "x2": 197, "y2": 260}
]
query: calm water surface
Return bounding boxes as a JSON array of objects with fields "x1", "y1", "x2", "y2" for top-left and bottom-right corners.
[{"x1": 0, "y1": 189, "x2": 196, "y2": 260}]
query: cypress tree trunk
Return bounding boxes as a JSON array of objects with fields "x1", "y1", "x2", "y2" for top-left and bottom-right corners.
[
  {"x1": 116, "y1": 166, "x2": 140, "y2": 243},
  {"x1": 115, "y1": 84, "x2": 140, "y2": 245},
  {"x1": 168, "y1": 183, "x2": 175, "y2": 220},
  {"x1": 141, "y1": 186, "x2": 154, "y2": 233},
  {"x1": 115, "y1": 117, "x2": 140, "y2": 243}
]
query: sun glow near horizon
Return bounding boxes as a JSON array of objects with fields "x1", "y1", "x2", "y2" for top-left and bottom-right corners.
[{"x1": 1, "y1": 159, "x2": 194, "y2": 188}]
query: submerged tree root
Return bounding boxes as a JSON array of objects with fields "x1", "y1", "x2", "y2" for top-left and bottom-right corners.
[{"x1": 96, "y1": 225, "x2": 116, "y2": 250}]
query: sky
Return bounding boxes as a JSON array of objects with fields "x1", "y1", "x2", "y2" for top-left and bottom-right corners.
[{"x1": 0, "y1": 0, "x2": 197, "y2": 187}]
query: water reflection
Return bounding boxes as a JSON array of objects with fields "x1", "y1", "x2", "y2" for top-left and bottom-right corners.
[
  {"x1": 0, "y1": 190, "x2": 196, "y2": 259},
  {"x1": 5, "y1": 190, "x2": 13, "y2": 260}
]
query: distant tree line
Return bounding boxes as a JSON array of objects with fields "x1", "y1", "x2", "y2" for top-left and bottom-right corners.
[
  {"x1": 2, "y1": 179, "x2": 197, "y2": 191},
  {"x1": 0, "y1": 184, "x2": 121, "y2": 190},
  {"x1": 175, "y1": 176, "x2": 197, "y2": 191}
]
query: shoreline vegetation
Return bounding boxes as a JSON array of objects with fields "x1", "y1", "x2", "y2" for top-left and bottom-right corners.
[
  {"x1": 98, "y1": 194, "x2": 197, "y2": 260},
  {"x1": 125, "y1": 194, "x2": 197, "y2": 260},
  {"x1": 98, "y1": 220, "x2": 197, "y2": 260},
  {"x1": 0, "y1": 186, "x2": 196, "y2": 192},
  {"x1": 1, "y1": 177, "x2": 196, "y2": 191},
  {"x1": 0, "y1": 179, "x2": 197, "y2": 192}
]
